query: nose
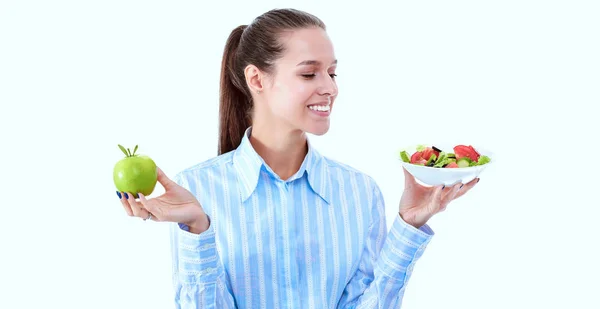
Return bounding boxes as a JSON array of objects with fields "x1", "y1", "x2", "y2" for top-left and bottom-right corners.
[{"x1": 318, "y1": 74, "x2": 338, "y2": 97}]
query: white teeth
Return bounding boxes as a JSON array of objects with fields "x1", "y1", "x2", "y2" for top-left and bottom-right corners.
[{"x1": 308, "y1": 105, "x2": 330, "y2": 112}]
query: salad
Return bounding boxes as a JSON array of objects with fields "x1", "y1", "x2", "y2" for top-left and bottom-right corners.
[{"x1": 400, "y1": 144, "x2": 491, "y2": 168}]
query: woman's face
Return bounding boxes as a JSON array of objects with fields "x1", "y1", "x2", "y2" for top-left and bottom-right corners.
[{"x1": 254, "y1": 27, "x2": 339, "y2": 136}]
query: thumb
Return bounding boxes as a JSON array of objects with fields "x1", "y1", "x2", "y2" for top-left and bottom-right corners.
[
  {"x1": 403, "y1": 167, "x2": 418, "y2": 188},
  {"x1": 156, "y1": 166, "x2": 176, "y2": 190}
]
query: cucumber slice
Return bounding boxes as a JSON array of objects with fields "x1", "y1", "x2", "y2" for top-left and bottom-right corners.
[
  {"x1": 400, "y1": 151, "x2": 410, "y2": 163},
  {"x1": 425, "y1": 154, "x2": 437, "y2": 166},
  {"x1": 456, "y1": 157, "x2": 471, "y2": 168}
]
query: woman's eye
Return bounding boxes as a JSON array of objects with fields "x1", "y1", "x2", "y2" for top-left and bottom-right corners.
[{"x1": 301, "y1": 73, "x2": 337, "y2": 79}]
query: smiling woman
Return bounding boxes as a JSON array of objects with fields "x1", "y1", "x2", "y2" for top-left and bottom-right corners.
[
  {"x1": 117, "y1": 7, "x2": 482, "y2": 309},
  {"x1": 218, "y1": 12, "x2": 339, "y2": 158}
]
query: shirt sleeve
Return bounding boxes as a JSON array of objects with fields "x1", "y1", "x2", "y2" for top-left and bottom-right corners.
[
  {"x1": 337, "y1": 182, "x2": 434, "y2": 309},
  {"x1": 169, "y1": 173, "x2": 236, "y2": 309}
]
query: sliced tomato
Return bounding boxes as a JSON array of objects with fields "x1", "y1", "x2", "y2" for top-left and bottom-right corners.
[
  {"x1": 454, "y1": 145, "x2": 480, "y2": 162},
  {"x1": 421, "y1": 147, "x2": 439, "y2": 162},
  {"x1": 410, "y1": 151, "x2": 428, "y2": 165},
  {"x1": 445, "y1": 162, "x2": 459, "y2": 168},
  {"x1": 410, "y1": 151, "x2": 423, "y2": 164},
  {"x1": 466, "y1": 145, "x2": 480, "y2": 157}
]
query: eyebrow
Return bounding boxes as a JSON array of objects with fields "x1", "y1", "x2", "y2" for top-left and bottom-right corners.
[{"x1": 296, "y1": 59, "x2": 338, "y2": 66}]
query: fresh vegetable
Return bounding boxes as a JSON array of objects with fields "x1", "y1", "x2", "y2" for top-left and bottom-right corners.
[
  {"x1": 454, "y1": 145, "x2": 480, "y2": 162},
  {"x1": 399, "y1": 144, "x2": 491, "y2": 168},
  {"x1": 113, "y1": 144, "x2": 158, "y2": 197},
  {"x1": 400, "y1": 151, "x2": 410, "y2": 163},
  {"x1": 456, "y1": 157, "x2": 471, "y2": 168}
]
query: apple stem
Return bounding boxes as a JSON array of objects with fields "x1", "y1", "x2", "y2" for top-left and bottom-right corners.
[
  {"x1": 118, "y1": 144, "x2": 129, "y2": 157},
  {"x1": 118, "y1": 144, "x2": 141, "y2": 157}
]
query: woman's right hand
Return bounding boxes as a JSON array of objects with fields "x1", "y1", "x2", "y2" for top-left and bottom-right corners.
[{"x1": 118, "y1": 167, "x2": 210, "y2": 234}]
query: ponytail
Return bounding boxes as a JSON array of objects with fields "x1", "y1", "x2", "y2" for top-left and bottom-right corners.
[{"x1": 218, "y1": 25, "x2": 252, "y2": 155}]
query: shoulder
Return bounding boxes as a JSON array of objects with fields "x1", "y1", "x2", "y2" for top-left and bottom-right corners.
[
  {"x1": 320, "y1": 155, "x2": 380, "y2": 191},
  {"x1": 172, "y1": 151, "x2": 235, "y2": 188}
]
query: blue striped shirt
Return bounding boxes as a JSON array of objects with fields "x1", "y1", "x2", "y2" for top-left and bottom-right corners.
[{"x1": 170, "y1": 128, "x2": 434, "y2": 308}]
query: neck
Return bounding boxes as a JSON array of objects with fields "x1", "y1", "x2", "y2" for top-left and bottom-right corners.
[{"x1": 249, "y1": 123, "x2": 308, "y2": 181}]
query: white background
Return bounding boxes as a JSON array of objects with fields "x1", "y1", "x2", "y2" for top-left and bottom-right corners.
[{"x1": 1, "y1": 0, "x2": 599, "y2": 308}]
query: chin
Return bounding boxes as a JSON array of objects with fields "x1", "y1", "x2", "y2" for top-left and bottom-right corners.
[{"x1": 305, "y1": 124, "x2": 330, "y2": 136}]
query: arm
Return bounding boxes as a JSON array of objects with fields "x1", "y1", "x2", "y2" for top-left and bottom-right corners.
[
  {"x1": 337, "y1": 184, "x2": 434, "y2": 309},
  {"x1": 169, "y1": 174, "x2": 237, "y2": 309}
]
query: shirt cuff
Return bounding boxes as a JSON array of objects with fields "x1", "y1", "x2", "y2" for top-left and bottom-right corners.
[
  {"x1": 377, "y1": 215, "x2": 434, "y2": 279},
  {"x1": 176, "y1": 216, "x2": 220, "y2": 284}
]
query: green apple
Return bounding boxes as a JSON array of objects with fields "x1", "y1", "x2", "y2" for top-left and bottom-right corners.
[{"x1": 113, "y1": 144, "x2": 157, "y2": 197}]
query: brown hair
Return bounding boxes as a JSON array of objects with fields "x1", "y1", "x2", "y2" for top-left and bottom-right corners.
[{"x1": 218, "y1": 8, "x2": 326, "y2": 155}]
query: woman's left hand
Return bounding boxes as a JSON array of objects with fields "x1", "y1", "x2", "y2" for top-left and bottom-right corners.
[{"x1": 398, "y1": 167, "x2": 480, "y2": 228}]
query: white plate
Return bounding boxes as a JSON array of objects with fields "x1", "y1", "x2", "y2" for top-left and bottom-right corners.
[{"x1": 398, "y1": 143, "x2": 494, "y2": 186}]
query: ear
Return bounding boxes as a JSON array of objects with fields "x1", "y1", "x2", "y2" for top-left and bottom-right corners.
[{"x1": 244, "y1": 64, "x2": 264, "y2": 94}]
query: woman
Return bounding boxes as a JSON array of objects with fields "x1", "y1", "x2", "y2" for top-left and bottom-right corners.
[{"x1": 118, "y1": 8, "x2": 479, "y2": 309}]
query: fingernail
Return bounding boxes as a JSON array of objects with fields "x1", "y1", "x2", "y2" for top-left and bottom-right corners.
[
  {"x1": 116, "y1": 191, "x2": 122, "y2": 199},
  {"x1": 442, "y1": 185, "x2": 445, "y2": 190},
  {"x1": 460, "y1": 184, "x2": 464, "y2": 189},
  {"x1": 134, "y1": 193, "x2": 139, "y2": 199},
  {"x1": 477, "y1": 178, "x2": 481, "y2": 183},
  {"x1": 124, "y1": 192, "x2": 129, "y2": 199}
]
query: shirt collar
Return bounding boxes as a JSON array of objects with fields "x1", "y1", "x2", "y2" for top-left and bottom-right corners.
[{"x1": 232, "y1": 127, "x2": 331, "y2": 204}]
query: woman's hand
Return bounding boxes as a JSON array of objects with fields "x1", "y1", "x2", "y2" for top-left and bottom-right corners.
[
  {"x1": 118, "y1": 167, "x2": 210, "y2": 234},
  {"x1": 398, "y1": 167, "x2": 479, "y2": 228}
]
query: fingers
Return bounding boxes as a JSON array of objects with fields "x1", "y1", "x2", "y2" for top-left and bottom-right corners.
[
  {"x1": 118, "y1": 191, "x2": 134, "y2": 216},
  {"x1": 438, "y1": 177, "x2": 480, "y2": 209},
  {"x1": 138, "y1": 193, "x2": 162, "y2": 221},
  {"x1": 122, "y1": 191, "x2": 153, "y2": 220},
  {"x1": 442, "y1": 182, "x2": 462, "y2": 199},
  {"x1": 452, "y1": 177, "x2": 480, "y2": 200},
  {"x1": 426, "y1": 184, "x2": 445, "y2": 212},
  {"x1": 438, "y1": 182, "x2": 462, "y2": 211},
  {"x1": 124, "y1": 192, "x2": 142, "y2": 217}
]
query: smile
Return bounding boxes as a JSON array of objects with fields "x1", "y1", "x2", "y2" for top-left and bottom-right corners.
[{"x1": 308, "y1": 105, "x2": 330, "y2": 112}]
